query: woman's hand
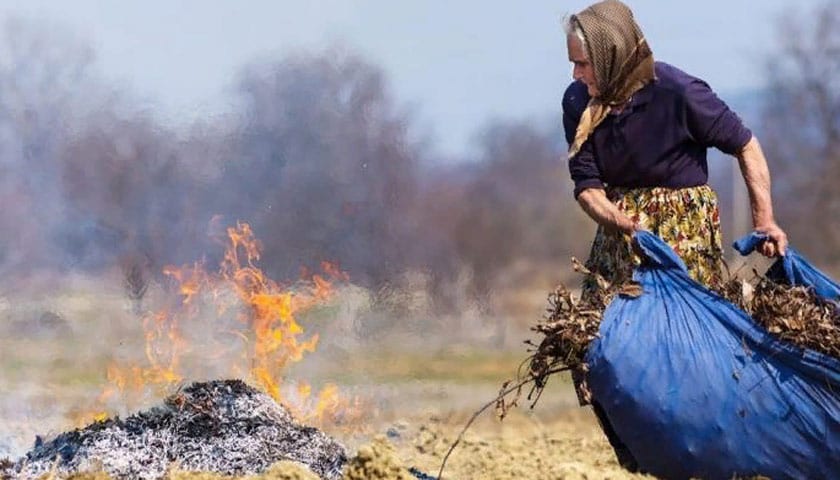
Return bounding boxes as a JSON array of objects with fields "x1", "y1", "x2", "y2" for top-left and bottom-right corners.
[
  {"x1": 737, "y1": 137, "x2": 787, "y2": 257},
  {"x1": 755, "y1": 222, "x2": 788, "y2": 257},
  {"x1": 577, "y1": 188, "x2": 638, "y2": 234}
]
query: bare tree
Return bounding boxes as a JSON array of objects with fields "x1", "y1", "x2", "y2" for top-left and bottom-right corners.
[
  {"x1": 224, "y1": 47, "x2": 422, "y2": 287},
  {"x1": 0, "y1": 17, "x2": 96, "y2": 272},
  {"x1": 420, "y1": 119, "x2": 592, "y2": 336},
  {"x1": 763, "y1": 1, "x2": 840, "y2": 266},
  {"x1": 59, "y1": 113, "x2": 201, "y2": 271}
]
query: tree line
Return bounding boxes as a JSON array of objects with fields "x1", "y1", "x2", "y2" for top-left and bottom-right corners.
[{"x1": 0, "y1": 4, "x2": 837, "y2": 315}]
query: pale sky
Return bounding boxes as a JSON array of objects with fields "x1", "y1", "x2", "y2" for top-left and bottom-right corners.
[{"x1": 0, "y1": 0, "x2": 821, "y2": 157}]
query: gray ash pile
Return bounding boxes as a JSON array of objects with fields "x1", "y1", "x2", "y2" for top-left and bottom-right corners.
[{"x1": 1, "y1": 379, "x2": 347, "y2": 480}]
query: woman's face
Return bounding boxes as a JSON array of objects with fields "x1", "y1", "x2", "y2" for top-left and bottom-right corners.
[{"x1": 567, "y1": 34, "x2": 599, "y2": 97}]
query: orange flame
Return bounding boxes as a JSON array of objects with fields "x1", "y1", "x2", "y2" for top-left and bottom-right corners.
[{"x1": 82, "y1": 221, "x2": 357, "y2": 426}]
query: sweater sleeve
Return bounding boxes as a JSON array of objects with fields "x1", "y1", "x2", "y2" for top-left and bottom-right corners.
[
  {"x1": 683, "y1": 78, "x2": 752, "y2": 155},
  {"x1": 569, "y1": 140, "x2": 604, "y2": 199},
  {"x1": 562, "y1": 81, "x2": 602, "y2": 198}
]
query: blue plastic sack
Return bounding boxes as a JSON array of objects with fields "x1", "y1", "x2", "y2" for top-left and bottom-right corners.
[
  {"x1": 733, "y1": 232, "x2": 840, "y2": 304},
  {"x1": 585, "y1": 231, "x2": 840, "y2": 480}
]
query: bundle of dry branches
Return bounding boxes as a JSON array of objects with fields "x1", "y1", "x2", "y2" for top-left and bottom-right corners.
[
  {"x1": 528, "y1": 261, "x2": 621, "y2": 380},
  {"x1": 527, "y1": 283, "x2": 609, "y2": 387},
  {"x1": 494, "y1": 260, "x2": 637, "y2": 420},
  {"x1": 507, "y1": 262, "x2": 840, "y2": 414},
  {"x1": 720, "y1": 275, "x2": 840, "y2": 358}
]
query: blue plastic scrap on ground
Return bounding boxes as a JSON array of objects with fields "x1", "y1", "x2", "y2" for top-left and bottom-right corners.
[{"x1": 585, "y1": 231, "x2": 840, "y2": 480}]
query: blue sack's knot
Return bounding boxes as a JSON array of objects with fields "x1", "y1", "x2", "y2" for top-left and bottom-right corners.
[{"x1": 632, "y1": 230, "x2": 689, "y2": 273}]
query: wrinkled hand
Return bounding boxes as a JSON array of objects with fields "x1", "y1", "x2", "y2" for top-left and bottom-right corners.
[
  {"x1": 627, "y1": 222, "x2": 646, "y2": 258},
  {"x1": 755, "y1": 222, "x2": 788, "y2": 257},
  {"x1": 620, "y1": 220, "x2": 642, "y2": 237}
]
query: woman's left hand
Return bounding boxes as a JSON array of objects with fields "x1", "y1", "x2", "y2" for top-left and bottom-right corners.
[{"x1": 755, "y1": 222, "x2": 788, "y2": 257}]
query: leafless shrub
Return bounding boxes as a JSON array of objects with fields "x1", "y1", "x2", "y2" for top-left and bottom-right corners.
[{"x1": 121, "y1": 254, "x2": 150, "y2": 314}]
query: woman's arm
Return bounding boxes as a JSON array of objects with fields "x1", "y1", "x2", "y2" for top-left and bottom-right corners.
[
  {"x1": 736, "y1": 136, "x2": 788, "y2": 256},
  {"x1": 577, "y1": 188, "x2": 638, "y2": 235}
]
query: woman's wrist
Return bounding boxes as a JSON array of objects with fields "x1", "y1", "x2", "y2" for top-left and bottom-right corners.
[{"x1": 616, "y1": 217, "x2": 638, "y2": 235}]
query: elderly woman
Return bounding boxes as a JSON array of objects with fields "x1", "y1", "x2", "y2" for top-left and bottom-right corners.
[
  {"x1": 564, "y1": 0, "x2": 787, "y2": 295},
  {"x1": 562, "y1": 0, "x2": 788, "y2": 471}
]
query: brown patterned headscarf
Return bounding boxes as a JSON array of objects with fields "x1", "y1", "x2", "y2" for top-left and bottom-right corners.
[{"x1": 568, "y1": 0, "x2": 655, "y2": 157}]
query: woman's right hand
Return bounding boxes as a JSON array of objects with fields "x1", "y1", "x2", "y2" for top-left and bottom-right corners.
[{"x1": 577, "y1": 188, "x2": 639, "y2": 234}]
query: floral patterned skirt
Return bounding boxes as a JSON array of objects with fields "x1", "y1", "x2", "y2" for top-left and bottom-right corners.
[
  {"x1": 575, "y1": 184, "x2": 724, "y2": 406},
  {"x1": 582, "y1": 184, "x2": 724, "y2": 297}
]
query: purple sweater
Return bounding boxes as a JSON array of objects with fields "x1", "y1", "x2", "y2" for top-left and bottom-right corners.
[{"x1": 563, "y1": 62, "x2": 752, "y2": 199}]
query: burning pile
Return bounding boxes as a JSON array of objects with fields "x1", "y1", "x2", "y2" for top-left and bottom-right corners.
[
  {"x1": 0, "y1": 224, "x2": 445, "y2": 478},
  {"x1": 2, "y1": 380, "x2": 348, "y2": 480},
  {"x1": 85, "y1": 222, "x2": 355, "y2": 429}
]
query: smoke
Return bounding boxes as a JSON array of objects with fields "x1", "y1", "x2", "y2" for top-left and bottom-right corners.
[{"x1": 0, "y1": 15, "x2": 596, "y2": 461}]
